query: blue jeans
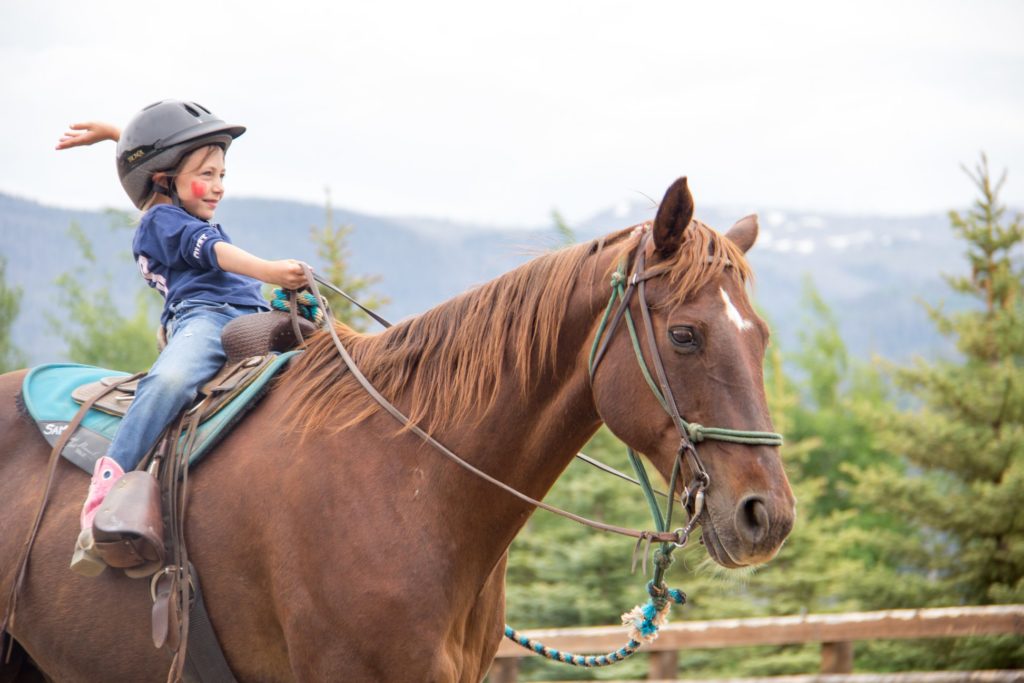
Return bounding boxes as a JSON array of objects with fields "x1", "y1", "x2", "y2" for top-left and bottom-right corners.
[{"x1": 106, "y1": 299, "x2": 260, "y2": 472}]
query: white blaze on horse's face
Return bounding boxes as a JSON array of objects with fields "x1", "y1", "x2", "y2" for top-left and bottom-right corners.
[{"x1": 719, "y1": 287, "x2": 753, "y2": 332}]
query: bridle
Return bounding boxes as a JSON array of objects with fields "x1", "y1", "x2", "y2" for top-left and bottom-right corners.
[
  {"x1": 587, "y1": 228, "x2": 784, "y2": 547},
  {"x1": 299, "y1": 227, "x2": 782, "y2": 548}
]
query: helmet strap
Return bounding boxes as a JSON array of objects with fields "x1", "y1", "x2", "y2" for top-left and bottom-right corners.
[
  {"x1": 153, "y1": 176, "x2": 184, "y2": 209},
  {"x1": 167, "y1": 177, "x2": 183, "y2": 208}
]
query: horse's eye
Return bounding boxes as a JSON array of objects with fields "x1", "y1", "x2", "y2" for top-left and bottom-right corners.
[{"x1": 669, "y1": 326, "x2": 699, "y2": 350}]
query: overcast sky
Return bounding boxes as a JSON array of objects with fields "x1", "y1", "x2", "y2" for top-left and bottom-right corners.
[{"x1": 2, "y1": 0, "x2": 1022, "y2": 227}]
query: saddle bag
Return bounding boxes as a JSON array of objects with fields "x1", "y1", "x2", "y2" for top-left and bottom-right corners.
[{"x1": 92, "y1": 471, "x2": 165, "y2": 569}]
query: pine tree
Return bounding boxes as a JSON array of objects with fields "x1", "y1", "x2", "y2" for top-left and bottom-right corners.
[
  {"x1": 309, "y1": 189, "x2": 388, "y2": 332},
  {"x1": 0, "y1": 256, "x2": 26, "y2": 373},
  {"x1": 49, "y1": 220, "x2": 160, "y2": 373},
  {"x1": 852, "y1": 155, "x2": 1024, "y2": 667}
]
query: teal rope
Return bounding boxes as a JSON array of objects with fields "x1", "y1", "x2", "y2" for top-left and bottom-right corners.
[
  {"x1": 504, "y1": 625, "x2": 642, "y2": 668},
  {"x1": 503, "y1": 581, "x2": 686, "y2": 667},
  {"x1": 504, "y1": 470, "x2": 688, "y2": 668},
  {"x1": 270, "y1": 288, "x2": 325, "y2": 325}
]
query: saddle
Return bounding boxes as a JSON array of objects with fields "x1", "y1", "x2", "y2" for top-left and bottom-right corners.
[{"x1": 68, "y1": 312, "x2": 316, "y2": 567}]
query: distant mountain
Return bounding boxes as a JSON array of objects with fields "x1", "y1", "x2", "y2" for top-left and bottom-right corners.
[{"x1": 0, "y1": 192, "x2": 970, "y2": 368}]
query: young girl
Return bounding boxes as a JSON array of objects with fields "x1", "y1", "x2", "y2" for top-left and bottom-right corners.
[{"x1": 57, "y1": 99, "x2": 310, "y2": 576}]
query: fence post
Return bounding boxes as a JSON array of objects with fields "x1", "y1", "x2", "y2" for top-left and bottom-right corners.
[
  {"x1": 488, "y1": 658, "x2": 519, "y2": 683},
  {"x1": 821, "y1": 641, "x2": 853, "y2": 673},
  {"x1": 649, "y1": 650, "x2": 678, "y2": 679}
]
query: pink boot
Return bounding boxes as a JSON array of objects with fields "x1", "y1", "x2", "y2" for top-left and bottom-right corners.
[{"x1": 70, "y1": 457, "x2": 125, "y2": 577}]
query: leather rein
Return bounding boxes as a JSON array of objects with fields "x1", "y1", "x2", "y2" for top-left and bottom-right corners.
[{"x1": 298, "y1": 230, "x2": 782, "y2": 547}]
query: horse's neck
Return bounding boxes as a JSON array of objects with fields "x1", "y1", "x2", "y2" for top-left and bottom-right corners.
[
  {"x1": 432, "y1": 346, "x2": 600, "y2": 506},
  {"x1": 299, "y1": 245, "x2": 614, "y2": 591},
  {"x1": 408, "y1": 259, "x2": 610, "y2": 559}
]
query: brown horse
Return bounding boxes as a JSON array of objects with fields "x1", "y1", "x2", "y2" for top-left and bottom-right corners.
[{"x1": 0, "y1": 178, "x2": 795, "y2": 682}]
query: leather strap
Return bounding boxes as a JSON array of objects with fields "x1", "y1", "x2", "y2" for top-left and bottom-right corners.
[
  {"x1": 311, "y1": 272, "x2": 392, "y2": 328},
  {"x1": 160, "y1": 389, "x2": 241, "y2": 683},
  {"x1": 164, "y1": 407, "x2": 203, "y2": 682},
  {"x1": 286, "y1": 289, "x2": 306, "y2": 347},
  {"x1": 151, "y1": 570, "x2": 179, "y2": 651}
]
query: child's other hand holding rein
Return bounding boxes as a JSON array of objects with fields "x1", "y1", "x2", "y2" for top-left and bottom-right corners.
[{"x1": 56, "y1": 122, "x2": 121, "y2": 150}]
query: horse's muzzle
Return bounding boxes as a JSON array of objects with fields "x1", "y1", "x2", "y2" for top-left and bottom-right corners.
[{"x1": 701, "y1": 492, "x2": 795, "y2": 568}]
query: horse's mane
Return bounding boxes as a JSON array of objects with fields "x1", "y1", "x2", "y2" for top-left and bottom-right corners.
[{"x1": 277, "y1": 220, "x2": 752, "y2": 436}]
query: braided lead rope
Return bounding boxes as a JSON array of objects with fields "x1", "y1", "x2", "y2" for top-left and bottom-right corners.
[
  {"x1": 503, "y1": 626, "x2": 642, "y2": 668},
  {"x1": 503, "y1": 579, "x2": 686, "y2": 667}
]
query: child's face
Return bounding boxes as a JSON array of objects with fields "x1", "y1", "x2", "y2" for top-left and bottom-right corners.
[{"x1": 174, "y1": 146, "x2": 226, "y2": 221}]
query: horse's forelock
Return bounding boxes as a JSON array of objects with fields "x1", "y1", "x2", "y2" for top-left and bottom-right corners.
[
  {"x1": 605, "y1": 220, "x2": 753, "y2": 302},
  {"x1": 664, "y1": 220, "x2": 754, "y2": 300}
]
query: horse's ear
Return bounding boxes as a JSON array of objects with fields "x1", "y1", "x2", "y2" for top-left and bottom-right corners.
[
  {"x1": 652, "y1": 177, "x2": 695, "y2": 258},
  {"x1": 725, "y1": 214, "x2": 759, "y2": 253}
]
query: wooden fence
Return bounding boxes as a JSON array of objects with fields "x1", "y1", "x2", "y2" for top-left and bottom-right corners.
[{"x1": 488, "y1": 604, "x2": 1024, "y2": 682}]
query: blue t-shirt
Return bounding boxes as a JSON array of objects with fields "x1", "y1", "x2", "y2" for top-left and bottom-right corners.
[{"x1": 133, "y1": 205, "x2": 270, "y2": 325}]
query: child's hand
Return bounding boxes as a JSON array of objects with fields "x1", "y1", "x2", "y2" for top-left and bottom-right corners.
[
  {"x1": 266, "y1": 259, "x2": 310, "y2": 290},
  {"x1": 56, "y1": 122, "x2": 121, "y2": 150}
]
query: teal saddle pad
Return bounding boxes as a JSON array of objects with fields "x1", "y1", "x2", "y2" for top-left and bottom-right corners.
[{"x1": 21, "y1": 352, "x2": 299, "y2": 474}]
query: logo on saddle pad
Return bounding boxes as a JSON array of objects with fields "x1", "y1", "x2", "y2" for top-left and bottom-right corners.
[
  {"x1": 36, "y1": 421, "x2": 109, "y2": 473},
  {"x1": 43, "y1": 422, "x2": 69, "y2": 437}
]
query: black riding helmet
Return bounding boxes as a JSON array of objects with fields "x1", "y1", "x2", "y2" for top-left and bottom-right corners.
[{"x1": 116, "y1": 100, "x2": 245, "y2": 209}]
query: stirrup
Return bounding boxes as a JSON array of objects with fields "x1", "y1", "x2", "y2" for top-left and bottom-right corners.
[{"x1": 69, "y1": 528, "x2": 107, "y2": 577}]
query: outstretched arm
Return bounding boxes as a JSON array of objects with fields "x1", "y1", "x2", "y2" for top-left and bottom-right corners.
[
  {"x1": 56, "y1": 122, "x2": 121, "y2": 150},
  {"x1": 213, "y1": 242, "x2": 310, "y2": 289}
]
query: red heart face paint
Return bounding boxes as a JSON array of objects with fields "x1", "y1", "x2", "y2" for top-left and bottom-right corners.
[{"x1": 190, "y1": 180, "x2": 208, "y2": 198}]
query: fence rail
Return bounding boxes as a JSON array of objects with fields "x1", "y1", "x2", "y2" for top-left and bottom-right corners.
[{"x1": 489, "y1": 604, "x2": 1024, "y2": 682}]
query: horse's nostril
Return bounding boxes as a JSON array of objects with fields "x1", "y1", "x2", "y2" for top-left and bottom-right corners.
[{"x1": 736, "y1": 496, "x2": 770, "y2": 546}]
